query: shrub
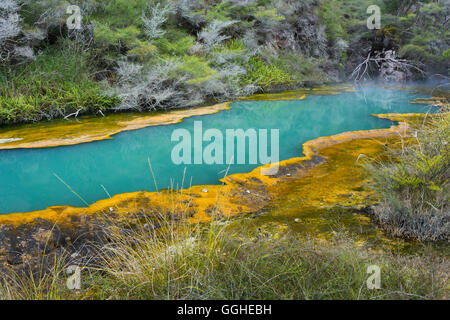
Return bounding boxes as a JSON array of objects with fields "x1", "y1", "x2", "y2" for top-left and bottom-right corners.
[
  {"x1": 318, "y1": 0, "x2": 345, "y2": 40},
  {"x1": 399, "y1": 44, "x2": 432, "y2": 62},
  {"x1": 364, "y1": 113, "x2": 450, "y2": 241},
  {"x1": 244, "y1": 56, "x2": 292, "y2": 90},
  {"x1": 443, "y1": 49, "x2": 450, "y2": 60},
  {"x1": 93, "y1": 22, "x2": 141, "y2": 49},
  {"x1": 0, "y1": 46, "x2": 119, "y2": 124},
  {"x1": 198, "y1": 19, "x2": 239, "y2": 49},
  {"x1": 127, "y1": 41, "x2": 157, "y2": 61},
  {"x1": 272, "y1": 53, "x2": 328, "y2": 83},
  {"x1": 93, "y1": 0, "x2": 148, "y2": 28},
  {"x1": 110, "y1": 59, "x2": 192, "y2": 111},
  {"x1": 142, "y1": 2, "x2": 173, "y2": 40},
  {"x1": 176, "y1": 55, "x2": 216, "y2": 84}
]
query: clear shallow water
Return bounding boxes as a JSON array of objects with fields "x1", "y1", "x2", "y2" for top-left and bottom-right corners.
[{"x1": 0, "y1": 86, "x2": 436, "y2": 214}]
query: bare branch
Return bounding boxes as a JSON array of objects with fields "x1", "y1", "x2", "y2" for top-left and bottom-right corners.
[
  {"x1": 351, "y1": 50, "x2": 426, "y2": 82},
  {"x1": 64, "y1": 108, "x2": 83, "y2": 120}
]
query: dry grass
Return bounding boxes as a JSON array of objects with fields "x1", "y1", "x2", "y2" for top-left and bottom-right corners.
[
  {"x1": 81, "y1": 213, "x2": 448, "y2": 300},
  {"x1": 0, "y1": 209, "x2": 448, "y2": 300},
  {"x1": 0, "y1": 253, "x2": 69, "y2": 300}
]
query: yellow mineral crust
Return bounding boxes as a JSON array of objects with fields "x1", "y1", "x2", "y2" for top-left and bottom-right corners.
[
  {"x1": 0, "y1": 84, "x2": 355, "y2": 150},
  {"x1": 239, "y1": 84, "x2": 354, "y2": 102},
  {"x1": 0, "y1": 103, "x2": 231, "y2": 150},
  {"x1": 410, "y1": 97, "x2": 448, "y2": 109}
]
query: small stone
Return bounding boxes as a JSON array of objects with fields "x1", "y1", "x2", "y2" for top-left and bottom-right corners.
[{"x1": 202, "y1": 189, "x2": 208, "y2": 193}]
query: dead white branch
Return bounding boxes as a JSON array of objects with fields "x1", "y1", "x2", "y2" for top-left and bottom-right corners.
[
  {"x1": 351, "y1": 50, "x2": 426, "y2": 82},
  {"x1": 64, "y1": 108, "x2": 83, "y2": 120}
]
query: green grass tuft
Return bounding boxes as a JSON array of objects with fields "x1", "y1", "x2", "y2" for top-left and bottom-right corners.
[{"x1": 0, "y1": 44, "x2": 119, "y2": 125}]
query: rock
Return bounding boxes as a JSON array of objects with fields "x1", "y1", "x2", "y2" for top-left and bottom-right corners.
[
  {"x1": 380, "y1": 50, "x2": 408, "y2": 82},
  {"x1": 0, "y1": 209, "x2": 169, "y2": 275},
  {"x1": 7, "y1": 253, "x2": 22, "y2": 265},
  {"x1": 32, "y1": 227, "x2": 53, "y2": 243}
]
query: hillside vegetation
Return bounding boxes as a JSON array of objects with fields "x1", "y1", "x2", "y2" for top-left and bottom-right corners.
[{"x1": 0, "y1": 0, "x2": 449, "y2": 124}]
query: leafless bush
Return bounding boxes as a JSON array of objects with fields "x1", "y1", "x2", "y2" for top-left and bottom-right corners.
[
  {"x1": 198, "y1": 19, "x2": 238, "y2": 49},
  {"x1": 370, "y1": 202, "x2": 449, "y2": 242},
  {"x1": 172, "y1": 0, "x2": 205, "y2": 27},
  {"x1": 364, "y1": 113, "x2": 450, "y2": 241},
  {"x1": 111, "y1": 59, "x2": 190, "y2": 111},
  {"x1": 110, "y1": 50, "x2": 258, "y2": 111},
  {"x1": 242, "y1": 29, "x2": 260, "y2": 51},
  {"x1": 351, "y1": 50, "x2": 426, "y2": 82},
  {"x1": 14, "y1": 45, "x2": 35, "y2": 60},
  {"x1": 142, "y1": 2, "x2": 173, "y2": 40}
]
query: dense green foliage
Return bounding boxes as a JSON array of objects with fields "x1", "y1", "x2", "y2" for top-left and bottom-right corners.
[
  {"x1": 0, "y1": 46, "x2": 118, "y2": 124},
  {"x1": 0, "y1": 0, "x2": 448, "y2": 124},
  {"x1": 383, "y1": 0, "x2": 449, "y2": 66}
]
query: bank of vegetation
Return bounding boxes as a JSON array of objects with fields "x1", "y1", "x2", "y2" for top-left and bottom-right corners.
[
  {"x1": 0, "y1": 0, "x2": 449, "y2": 124},
  {"x1": 0, "y1": 215, "x2": 448, "y2": 300},
  {"x1": 364, "y1": 105, "x2": 449, "y2": 242}
]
